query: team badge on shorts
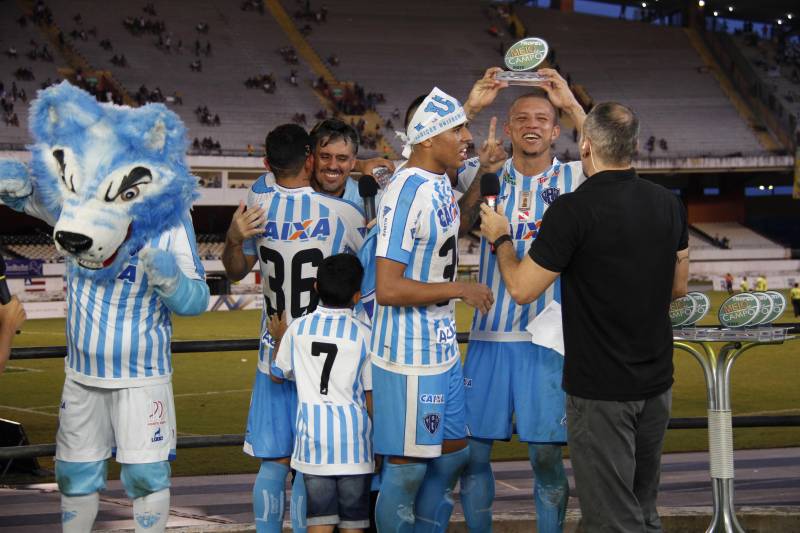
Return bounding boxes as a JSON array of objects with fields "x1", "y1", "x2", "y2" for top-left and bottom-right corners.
[
  {"x1": 540, "y1": 187, "x2": 560, "y2": 206},
  {"x1": 423, "y1": 413, "x2": 441, "y2": 435}
]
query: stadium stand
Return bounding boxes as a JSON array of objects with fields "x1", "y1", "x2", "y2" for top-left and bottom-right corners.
[
  {"x1": 694, "y1": 221, "x2": 783, "y2": 249},
  {"x1": 286, "y1": 0, "x2": 581, "y2": 158},
  {"x1": 0, "y1": 234, "x2": 61, "y2": 262},
  {"x1": 513, "y1": 7, "x2": 767, "y2": 157},
  {"x1": 0, "y1": 3, "x2": 63, "y2": 147},
  {"x1": 42, "y1": 0, "x2": 325, "y2": 153}
]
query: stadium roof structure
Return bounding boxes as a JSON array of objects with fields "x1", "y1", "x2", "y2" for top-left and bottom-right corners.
[{"x1": 611, "y1": 0, "x2": 797, "y2": 27}]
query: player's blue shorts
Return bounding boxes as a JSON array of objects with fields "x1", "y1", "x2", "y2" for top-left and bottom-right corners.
[
  {"x1": 372, "y1": 359, "x2": 466, "y2": 459},
  {"x1": 464, "y1": 341, "x2": 567, "y2": 444},
  {"x1": 243, "y1": 370, "x2": 297, "y2": 459}
]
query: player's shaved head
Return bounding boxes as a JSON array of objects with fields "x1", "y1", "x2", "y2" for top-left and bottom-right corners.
[{"x1": 509, "y1": 88, "x2": 558, "y2": 124}]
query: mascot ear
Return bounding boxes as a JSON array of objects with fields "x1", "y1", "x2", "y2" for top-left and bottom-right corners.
[
  {"x1": 116, "y1": 103, "x2": 187, "y2": 159},
  {"x1": 29, "y1": 81, "x2": 103, "y2": 145}
]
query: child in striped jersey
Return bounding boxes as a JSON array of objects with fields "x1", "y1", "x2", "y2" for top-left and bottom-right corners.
[{"x1": 271, "y1": 254, "x2": 373, "y2": 532}]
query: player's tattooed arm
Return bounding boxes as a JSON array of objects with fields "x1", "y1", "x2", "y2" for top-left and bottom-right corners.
[
  {"x1": 222, "y1": 201, "x2": 263, "y2": 281},
  {"x1": 672, "y1": 248, "x2": 689, "y2": 299},
  {"x1": 268, "y1": 312, "x2": 288, "y2": 383},
  {"x1": 459, "y1": 117, "x2": 507, "y2": 236}
]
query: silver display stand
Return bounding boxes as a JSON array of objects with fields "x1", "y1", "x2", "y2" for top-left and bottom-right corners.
[{"x1": 672, "y1": 326, "x2": 794, "y2": 532}]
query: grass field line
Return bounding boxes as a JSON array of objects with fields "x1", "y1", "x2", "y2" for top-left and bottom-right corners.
[
  {"x1": 737, "y1": 408, "x2": 800, "y2": 416},
  {"x1": 496, "y1": 479, "x2": 521, "y2": 491},
  {"x1": 0, "y1": 404, "x2": 59, "y2": 418},
  {"x1": 173, "y1": 389, "x2": 251, "y2": 398},
  {"x1": 3, "y1": 366, "x2": 44, "y2": 373}
]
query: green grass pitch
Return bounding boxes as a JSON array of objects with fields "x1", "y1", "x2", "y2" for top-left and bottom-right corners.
[{"x1": 1, "y1": 291, "x2": 798, "y2": 481}]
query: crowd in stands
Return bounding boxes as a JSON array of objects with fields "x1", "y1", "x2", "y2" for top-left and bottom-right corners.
[
  {"x1": 192, "y1": 137, "x2": 222, "y2": 154},
  {"x1": 13, "y1": 68, "x2": 35, "y2": 82},
  {"x1": 313, "y1": 77, "x2": 386, "y2": 115},
  {"x1": 644, "y1": 135, "x2": 669, "y2": 154},
  {"x1": 277, "y1": 46, "x2": 299, "y2": 65},
  {"x1": 133, "y1": 85, "x2": 182, "y2": 106},
  {"x1": 122, "y1": 15, "x2": 166, "y2": 37},
  {"x1": 195, "y1": 105, "x2": 221, "y2": 126},
  {"x1": 245, "y1": 73, "x2": 277, "y2": 93},
  {"x1": 240, "y1": 0, "x2": 265, "y2": 14},
  {"x1": 1, "y1": 83, "x2": 22, "y2": 127}
]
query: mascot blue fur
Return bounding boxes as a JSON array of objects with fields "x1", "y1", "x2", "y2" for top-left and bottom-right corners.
[{"x1": 0, "y1": 81, "x2": 209, "y2": 533}]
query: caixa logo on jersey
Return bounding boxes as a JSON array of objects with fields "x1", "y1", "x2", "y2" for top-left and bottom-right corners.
[
  {"x1": 262, "y1": 218, "x2": 331, "y2": 241},
  {"x1": 436, "y1": 322, "x2": 456, "y2": 344},
  {"x1": 420, "y1": 393, "x2": 445, "y2": 404},
  {"x1": 511, "y1": 220, "x2": 543, "y2": 241},
  {"x1": 436, "y1": 196, "x2": 459, "y2": 229}
]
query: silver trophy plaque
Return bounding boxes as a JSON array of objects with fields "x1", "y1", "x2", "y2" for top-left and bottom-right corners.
[{"x1": 496, "y1": 37, "x2": 549, "y2": 85}]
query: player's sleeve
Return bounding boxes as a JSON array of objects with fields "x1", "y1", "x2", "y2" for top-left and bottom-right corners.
[
  {"x1": 374, "y1": 176, "x2": 426, "y2": 264},
  {"x1": 454, "y1": 157, "x2": 480, "y2": 194},
  {"x1": 527, "y1": 197, "x2": 582, "y2": 273},
  {"x1": 342, "y1": 203, "x2": 367, "y2": 253},
  {"x1": 272, "y1": 329, "x2": 295, "y2": 380},
  {"x1": 359, "y1": 337, "x2": 372, "y2": 391},
  {"x1": 169, "y1": 212, "x2": 205, "y2": 280}
]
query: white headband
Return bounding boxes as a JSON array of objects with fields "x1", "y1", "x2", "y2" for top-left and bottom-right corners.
[{"x1": 400, "y1": 87, "x2": 466, "y2": 158}]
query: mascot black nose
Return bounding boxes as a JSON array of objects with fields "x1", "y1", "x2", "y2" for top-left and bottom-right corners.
[{"x1": 55, "y1": 231, "x2": 93, "y2": 254}]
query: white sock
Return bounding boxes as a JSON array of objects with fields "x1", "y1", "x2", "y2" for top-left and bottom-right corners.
[
  {"x1": 132, "y1": 488, "x2": 170, "y2": 532},
  {"x1": 61, "y1": 493, "x2": 100, "y2": 533}
]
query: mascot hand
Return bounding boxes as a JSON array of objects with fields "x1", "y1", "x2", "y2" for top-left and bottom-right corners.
[
  {"x1": 139, "y1": 248, "x2": 180, "y2": 296},
  {"x1": 0, "y1": 160, "x2": 33, "y2": 211}
]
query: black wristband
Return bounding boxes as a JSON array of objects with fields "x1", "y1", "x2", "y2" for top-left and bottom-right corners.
[{"x1": 493, "y1": 234, "x2": 512, "y2": 249}]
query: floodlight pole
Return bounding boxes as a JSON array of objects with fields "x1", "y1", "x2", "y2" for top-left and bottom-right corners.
[{"x1": 673, "y1": 327, "x2": 793, "y2": 533}]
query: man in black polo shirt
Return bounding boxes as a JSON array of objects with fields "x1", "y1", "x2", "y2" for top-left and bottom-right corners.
[{"x1": 480, "y1": 101, "x2": 689, "y2": 532}]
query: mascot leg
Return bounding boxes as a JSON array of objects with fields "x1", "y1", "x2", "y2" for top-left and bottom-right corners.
[
  {"x1": 529, "y1": 443, "x2": 569, "y2": 533},
  {"x1": 253, "y1": 460, "x2": 289, "y2": 533},
  {"x1": 120, "y1": 462, "x2": 171, "y2": 533},
  {"x1": 57, "y1": 459, "x2": 107, "y2": 533}
]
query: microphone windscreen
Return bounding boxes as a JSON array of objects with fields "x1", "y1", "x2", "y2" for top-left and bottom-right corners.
[
  {"x1": 480, "y1": 173, "x2": 500, "y2": 197},
  {"x1": 358, "y1": 175, "x2": 379, "y2": 198}
]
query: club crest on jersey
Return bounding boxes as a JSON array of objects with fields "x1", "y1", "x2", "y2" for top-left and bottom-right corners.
[
  {"x1": 262, "y1": 218, "x2": 330, "y2": 241},
  {"x1": 436, "y1": 196, "x2": 459, "y2": 229},
  {"x1": 540, "y1": 187, "x2": 560, "y2": 206},
  {"x1": 423, "y1": 413, "x2": 441, "y2": 435},
  {"x1": 510, "y1": 219, "x2": 543, "y2": 240}
]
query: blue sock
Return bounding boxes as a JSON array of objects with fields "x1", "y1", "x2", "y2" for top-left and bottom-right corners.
[
  {"x1": 253, "y1": 461, "x2": 289, "y2": 533},
  {"x1": 414, "y1": 446, "x2": 470, "y2": 533},
  {"x1": 290, "y1": 471, "x2": 307, "y2": 533},
  {"x1": 375, "y1": 461, "x2": 427, "y2": 533},
  {"x1": 459, "y1": 438, "x2": 495, "y2": 533},
  {"x1": 528, "y1": 443, "x2": 568, "y2": 533}
]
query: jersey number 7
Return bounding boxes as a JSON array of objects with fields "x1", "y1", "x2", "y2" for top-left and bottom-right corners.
[{"x1": 311, "y1": 342, "x2": 338, "y2": 395}]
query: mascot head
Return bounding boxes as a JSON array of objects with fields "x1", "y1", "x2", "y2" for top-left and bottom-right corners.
[{"x1": 28, "y1": 82, "x2": 198, "y2": 280}]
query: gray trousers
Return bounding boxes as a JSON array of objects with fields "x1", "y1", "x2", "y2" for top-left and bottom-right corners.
[{"x1": 566, "y1": 388, "x2": 672, "y2": 533}]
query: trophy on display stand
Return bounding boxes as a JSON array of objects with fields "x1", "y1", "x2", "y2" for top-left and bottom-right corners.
[{"x1": 495, "y1": 37, "x2": 550, "y2": 86}]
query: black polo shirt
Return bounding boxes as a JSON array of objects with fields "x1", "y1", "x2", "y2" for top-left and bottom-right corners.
[{"x1": 529, "y1": 168, "x2": 688, "y2": 401}]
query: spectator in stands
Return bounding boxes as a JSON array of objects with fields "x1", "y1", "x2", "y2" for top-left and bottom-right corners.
[
  {"x1": 791, "y1": 283, "x2": 800, "y2": 318},
  {"x1": 740, "y1": 276, "x2": 750, "y2": 292},
  {"x1": 0, "y1": 296, "x2": 26, "y2": 375},
  {"x1": 196, "y1": 22, "x2": 209, "y2": 33},
  {"x1": 190, "y1": 59, "x2": 202, "y2": 72},
  {"x1": 659, "y1": 138, "x2": 668, "y2": 151},
  {"x1": 724, "y1": 273, "x2": 734, "y2": 294},
  {"x1": 755, "y1": 274, "x2": 768, "y2": 291}
]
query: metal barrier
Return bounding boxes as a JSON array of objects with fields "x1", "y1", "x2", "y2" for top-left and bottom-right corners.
[{"x1": 4, "y1": 324, "x2": 799, "y2": 462}]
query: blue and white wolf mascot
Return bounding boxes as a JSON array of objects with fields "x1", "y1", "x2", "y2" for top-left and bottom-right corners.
[{"x1": 0, "y1": 82, "x2": 209, "y2": 533}]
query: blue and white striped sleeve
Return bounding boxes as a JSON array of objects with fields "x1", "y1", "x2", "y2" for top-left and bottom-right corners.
[
  {"x1": 375, "y1": 177, "x2": 424, "y2": 265},
  {"x1": 271, "y1": 327, "x2": 295, "y2": 380},
  {"x1": 242, "y1": 186, "x2": 260, "y2": 256},
  {"x1": 170, "y1": 212, "x2": 205, "y2": 280}
]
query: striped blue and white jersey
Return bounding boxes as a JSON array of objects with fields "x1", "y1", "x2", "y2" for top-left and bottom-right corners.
[
  {"x1": 394, "y1": 156, "x2": 479, "y2": 195},
  {"x1": 272, "y1": 306, "x2": 373, "y2": 475},
  {"x1": 354, "y1": 225, "x2": 378, "y2": 326},
  {"x1": 243, "y1": 175, "x2": 367, "y2": 373},
  {"x1": 370, "y1": 166, "x2": 461, "y2": 374},
  {"x1": 65, "y1": 214, "x2": 205, "y2": 388},
  {"x1": 469, "y1": 158, "x2": 584, "y2": 342}
]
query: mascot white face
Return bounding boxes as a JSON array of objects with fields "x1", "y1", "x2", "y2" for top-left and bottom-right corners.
[{"x1": 19, "y1": 82, "x2": 197, "y2": 280}]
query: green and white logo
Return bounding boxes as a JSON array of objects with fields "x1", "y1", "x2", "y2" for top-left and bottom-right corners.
[
  {"x1": 751, "y1": 292, "x2": 773, "y2": 325},
  {"x1": 764, "y1": 291, "x2": 786, "y2": 323},
  {"x1": 669, "y1": 295, "x2": 697, "y2": 327},
  {"x1": 504, "y1": 38, "x2": 549, "y2": 72},
  {"x1": 687, "y1": 292, "x2": 710, "y2": 325},
  {"x1": 718, "y1": 293, "x2": 761, "y2": 328}
]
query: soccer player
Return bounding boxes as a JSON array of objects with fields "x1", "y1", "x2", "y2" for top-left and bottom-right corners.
[
  {"x1": 371, "y1": 87, "x2": 494, "y2": 532},
  {"x1": 458, "y1": 69, "x2": 587, "y2": 533},
  {"x1": 222, "y1": 124, "x2": 366, "y2": 533},
  {"x1": 271, "y1": 254, "x2": 373, "y2": 533}
]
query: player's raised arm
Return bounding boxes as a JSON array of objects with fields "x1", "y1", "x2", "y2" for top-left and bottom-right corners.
[
  {"x1": 535, "y1": 68, "x2": 586, "y2": 132},
  {"x1": 463, "y1": 67, "x2": 509, "y2": 121},
  {"x1": 458, "y1": 116, "x2": 507, "y2": 236}
]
